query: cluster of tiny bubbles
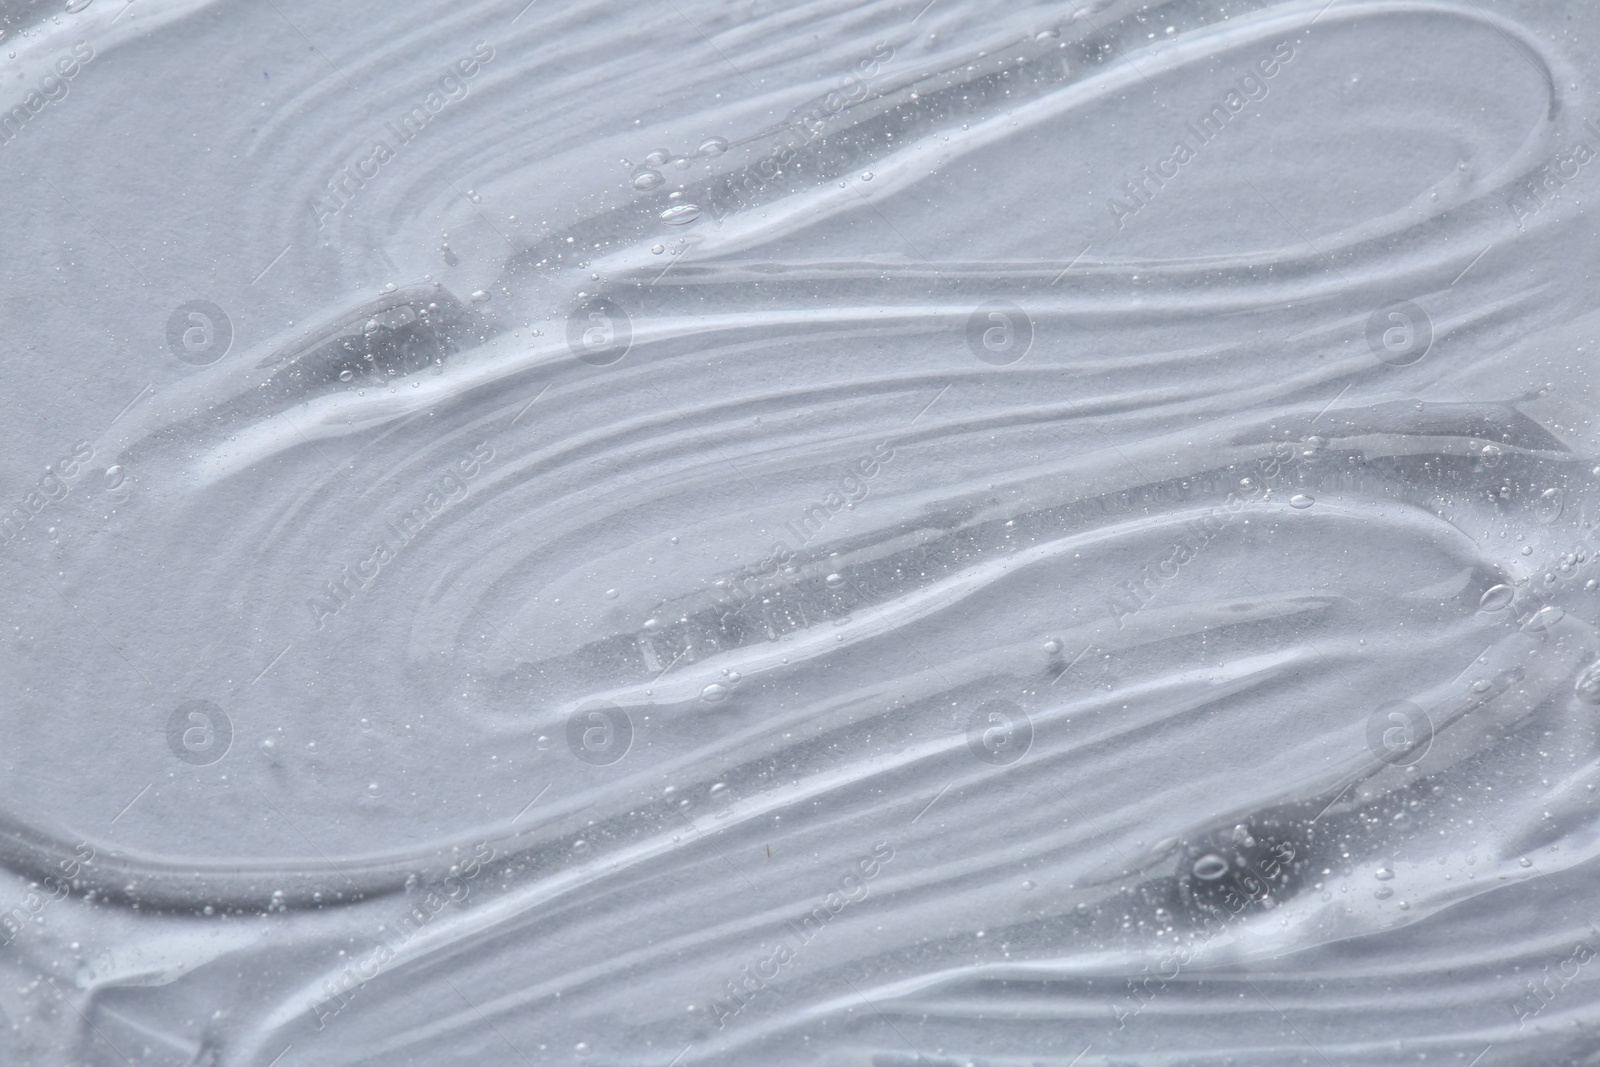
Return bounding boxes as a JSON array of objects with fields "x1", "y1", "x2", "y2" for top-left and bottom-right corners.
[
  {"x1": 629, "y1": 137, "x2": 729, "y2": 191},
  {"x1": 1176, "y1": 815, "x2": 1308, "y2": 919}
]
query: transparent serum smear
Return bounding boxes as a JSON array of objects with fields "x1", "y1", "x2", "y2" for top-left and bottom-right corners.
[
  {"x1": 69, "y1": 427, "x2": 1596, "y2": 1067},
  {"x1": 6, "y1": 0, "x2": 1600, "y2": 1065},
  {"x1": 495, "y1": 0, "x2": 1563, "y2": 319},
  {"x1": 490, "y1": 412, "x2": 1578, "y2": 708},
  {"x1": 7, "y1": 342, "x2": 1590, "y2": 1059},
  {"x1": 83, "y1": 1, "x2": 1568, "y2": 485}
]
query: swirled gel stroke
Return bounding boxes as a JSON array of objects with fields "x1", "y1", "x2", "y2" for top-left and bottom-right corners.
[{"x1": 0, "y1": 0, "x2": 1598, "y2": 1065}]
